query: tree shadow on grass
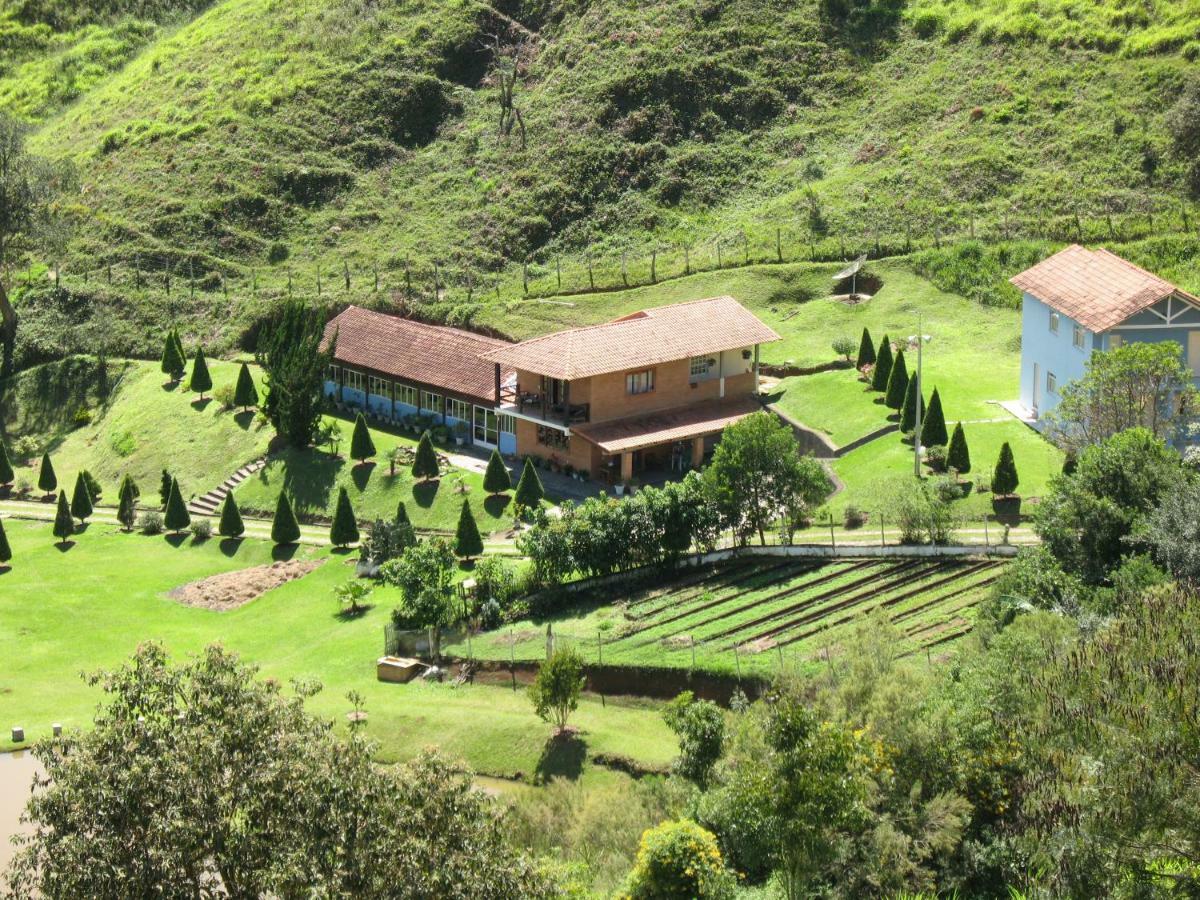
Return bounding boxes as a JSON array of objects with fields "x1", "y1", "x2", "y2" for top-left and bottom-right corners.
[
  {"x1": 76, "y1": 522, "x2": 91, "y2": 534},
  {"x1": 54, "y1": 541, "x2": 75, "y2": 552},
  {"x1": 190, "y1": 397, "x2": 213, "y2": 412},
  {"x1": 233, "y1": 410, "x2": 256, "y2": 431},
  {"x1": 272, "y1": 543, "x2": 299, "y2": 562},
  {"x1": 483, "y1": 494, "x2": 512, "y2": 520},
  {"x1": 276, "y1": 450, "x2": 340, "y2": 514},
  {"x1": 412, "y1": 479, "x2": 440, "y2": 509},
  {"x1": 992, "y1": 496, "x2": 1022, "y2": 525},
  {"x1": 165, "y1": 533, "x2": 188, "y2": 548},
  {"x1": 161, "y1": 380, "x2": 180, "y2": 393},
  {"x1": 219, "y1": 537, "x2": 244, "y2": 558},
  {"x1": 534, "y1": 730, "x2": 587, "y2": 784},
  {"x1": 351, "y1": 461, "x2": 376, "y2": 492},
  {"x1": 330, "y1": 546, "x2": 355, "y2": 556},
  {"x1": 334, "y1": 604, "x2": 375, "y2": 622},
  {"x1": 0, "y1": 564, "x2": 10, "y2": 575}
]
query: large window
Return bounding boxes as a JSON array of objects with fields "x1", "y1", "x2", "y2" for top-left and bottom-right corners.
[
  {"x1": 1073, "y1": 323, "x2": 1085, "y2": 350},
  {"x1": 626, "y1": 369, "x2": 655, "y2": 395},
  {"x1": 447, "y1": 398, "x2": 471, "y2": 421},
  {"x1": 327, "y1": 364, "x2": 341, "y2": 383},
  {"x1": 368, "y1": 376, "x2": 390, "y2": 399},
  {"x1": 690, "y1": 355, "x2": 712, "y2": 377},
  {"x1": 474, "y1": 406, "x2": 498, "y2": 445},
  {"x1": 343, "y1": 370, "x2": 365, "y2": 393},
  {"x1": 1049, "y1": 311, "x2": 1060, "y2": 334},
  {"x1": 396, "y1": 384, "x2": 418, "y2": 407},
  {"x1": 421, "y1": 390, "x2": 441, "y2": 413},
  {"x1": 1046, "y1": 371, "x2": 1057, "y2": 395}
]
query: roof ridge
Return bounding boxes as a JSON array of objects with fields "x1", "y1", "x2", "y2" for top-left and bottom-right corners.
[{"x1": 336, "y1": 304, "x2": 510, "y2": 347}]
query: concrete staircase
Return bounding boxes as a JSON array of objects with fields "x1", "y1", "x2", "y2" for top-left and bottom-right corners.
[{"x1": 187, "y1": 457, "x2": 267, "y2": 517}]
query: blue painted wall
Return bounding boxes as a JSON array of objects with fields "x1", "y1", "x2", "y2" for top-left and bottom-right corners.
[{"x1": 1019, "y1": 292, "x2": 1091, "y2": 419}]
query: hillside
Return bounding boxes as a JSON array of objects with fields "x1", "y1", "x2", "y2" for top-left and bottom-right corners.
[{"x1": 2, "y1": 0, "x2": 1198, "y2": 365}]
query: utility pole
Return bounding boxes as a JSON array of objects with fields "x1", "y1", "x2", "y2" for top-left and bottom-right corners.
[{"x1": 914, "y1": 315, "x2": 924, "y2": 480}]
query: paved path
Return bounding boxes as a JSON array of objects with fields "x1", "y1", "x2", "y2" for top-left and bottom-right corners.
[{"x1": 187, "y1": 457, "x2": 267, "y2": 517}]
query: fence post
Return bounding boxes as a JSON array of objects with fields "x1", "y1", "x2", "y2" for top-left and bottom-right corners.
[
  {"x1": 776, "y1": 226, "x2": 782, "y2": 263},
  {"x1": 733, "y1": 645, "x2": 741, "y2": 682},
  {"x1": 621, "y1": 252, "x2": 628, "y2": 287},
  {"x1": 879, "y1": 512, "x2": 885, "y2": 548},
  {"x1": 828, "y1": 515, "x2": 836, "y2": 552},
  {"x1": 556, "y1": 256, "x2": 561, "y2": 290},
  {"x1": 650, "y1": 249, "x2": 656, "y2": 284},
  {"x1": 983, "y1": 514, "x2": 990, "y2": 551},
  {"x1": 587, "y1": 253, "x2": 594, "y2": 290}
]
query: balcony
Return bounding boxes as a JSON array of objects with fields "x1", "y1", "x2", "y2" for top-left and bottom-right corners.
[{"x1": 498, "y1": 385, "x2": 589, "y2": 428}]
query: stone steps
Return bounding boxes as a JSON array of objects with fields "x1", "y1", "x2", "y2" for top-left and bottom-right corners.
[{"x1": 187, "y1": 458, "x2": 267, "y2": 516}]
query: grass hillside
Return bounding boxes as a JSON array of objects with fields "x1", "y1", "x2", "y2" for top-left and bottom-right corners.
[{"x1": 2, "y1": 0, "x2": 1198, "y2": 363}]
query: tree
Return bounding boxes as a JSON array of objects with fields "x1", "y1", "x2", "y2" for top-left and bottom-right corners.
[
  {"x1": 160, "y1": 329, "x2": 185, "y2": 383},
  {"x1": 702, "y1": 412, "x2": 831, "y2": 546},
  {"x1": 117, "y1": 477, "x2": 137, "y2": 532},
  {"x1": 380, "y1": 539, "x2": 456, "y2": 659},
  {"x1": 946, "y1": 422, "x2": 971, "y2": 474},
  {"x1": 411, "y1": 431, "x2": 439, "y2": 481},
  {"x1": 70, "y1": 471, "x2": 93, "y2": 523},
  {"x1": 271, "y1": 491, "x2": 301, "y2": 546},
  {"x1": 870, "y1": 334, "x2": 893, "y2": 392},
  {"x1": 4, "y1": 643, "x2": 556, "y2": 899},
  {"x1": 188, "y1": 347, "x2": 212, "y2": 399},
  {"x1": 884, "y1": 348, "x2": 908, "y2": 410},
  {"x1": 159, "y1": 469, "x2": 173, "y2": 509},
  {"x1": 219, "y1": 493, "x2": 245, "y2": 538},
  {"x1": 663, "y1": 692, "x2": 726, "y2": 788},
  {"x1": 396, "y1": 500, "x2": 412, "y2": 528},
  {"x1": 36, "y1": 452, "x2": 56, "y2": 496},
  {"x1": 513, "y1": 457, "x2": 545, "y2": 509},
  {"x1": 330, "y1": 487, "x2": 359, "y2": 548},
  {"x1": 991, "y1": 442, "x2": 1019, "y2": 497},
  {"x1": 1046, "y1": 342, "x2": 1198, "y2": 450},
  {"x1": 334, "y1": 579, "x2": 373, "y2": 615},
  {"x1": 454, "y1": 498, "x2": 484, "y2": 560},
  {"x1": 255, "y1": 300, "x2": 334, "y2": 447},
  {"x1": 0, "y1": 440, "x2": 13, "y2": 487},
  {"x1": 831, "y1": 336, "x2": 856, "y2": 361},
  {"x1": 0, "y1": 516, "x2": 11, "y2": 565},
  {"x1": 234, "y1": 362, "x2": 258, "y2": 412},
  {"x1": 899, "y1": 376, "x2": 924, "y2": 435},
  {"x1": 1145, "y1": 480, "x2": 1200, "y2": 584},
  {"x1": 52, "y1": 490, "x2": 72, "y2": 543},
  {"x1": 350, "y1": 413, "x2": 376, "y2": 464},
  {"x1": 622, "y1": 820, "x2": 736, "y2": 900},
  {"x1": 80, "y1": 469, "x2": 101, "y2": 503},
  {"x1": 855, "y1": 327, "x2": 876, "y2": 370},
  {"x1": 529, "y1": 644, "x2": 584, "y2": 732},
  {"x1": 483, "y1": 448, "x2": 512, "y2": 495},
  {"x1": 164, "y1": 477, "x2": 191, "y2": 534},
  {"x1": 921, "y1": 386, "x2": 948, "y2": 447},
  {"x1": 0, "y1": 111, "x2": 75, "y2": 379}
]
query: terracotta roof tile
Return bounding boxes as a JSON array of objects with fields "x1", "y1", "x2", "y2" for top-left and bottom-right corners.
[
  {"x1": 571, "y1": 397, "x2": 762, "y2": 454},
  {"x1": 1010, "y1": 245, "x2": 1198, "y2": 333},
  {"x1": 322, "y1": 306, "x2": 511, "y2": 402},
  {"x1": 481, "y1": 296, "x2": 780, "y2": 380}
]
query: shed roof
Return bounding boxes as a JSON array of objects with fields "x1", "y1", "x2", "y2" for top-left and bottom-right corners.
[
  {"x1": 322, "y1": 305, "x2": 512, "y2": 402},
  {"x1": 480, "y1": 296, "x2": 780, "y2": 380},
  {"x1": 1010, "y1": 245, "x2": 1199, "y2": 333},
  {"x1": 571, "y1": 397, "x2": 762, "y2": 454}
]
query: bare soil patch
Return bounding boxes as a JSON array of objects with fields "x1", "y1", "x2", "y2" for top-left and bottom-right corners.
[{"x1": 169, "y1": 559, "x2": 324, "y2": 611}]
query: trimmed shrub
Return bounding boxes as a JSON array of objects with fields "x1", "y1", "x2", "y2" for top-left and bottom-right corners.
[
  {"x1": 991, "y1": 442, "x2": 1019, "y2": 496},
  {"x1": 271, "y1": 492, "x2": 301, "y2": 545},
  {"x1": 871, "y1": 334, "x2": 893, "y2": 391},
  {"x1": 514, "y1": 457, "x2": 545, "y2": 509},
  {"x1": 190, "y1": 519, "x2": 212, "y2": 540},
  {"x1": 219, "y1": 493, "x2": 245, "y2": 538},
  {"x1": 947, "y1": 422, "x2": 971, "y2": 474},
  {"x1": 411, "y1": 432, "x2": 439, "y2": 481},
  {"x1": 161, "y1": 329, "x2": 185, "y2": 382},
  {"x1": 138, "y1": 511, "x2": 164, "y2": 535},
  {"x1": 483, "y1": 448, "x2": 512, "y2": 494},
  {"x1": 52, "y1": 491, "x2": 74, "y2": 543},
  {"x1": 855, "y1": 327, "x2": 875, "y2": 369},
  {"x1": 884, "y1": 348, "x2": 908, "y2": 410},
  {"x1": 37, "y1": 453, "x2": 57, "y2": 495},
  {"x1": 831, "y1": 336, "x2": 856, "y2": 360},
  {"x1": 81, "y1": 470, "x2": 102, "y2": 503},
  {"x1": 234, "y1": 362, "x2": 259, "y2": 411},
  {"x1": 164, "y1": 477, "x2": 191, "y2": 533},
  {"x1": 159, "y1": 469, "x2": 173, "y2": 509},
  {"x1": 899, "y1": 375, "x2": 924, "y2": 434},
  {"x1": 189, "y1": 348, "x2": 212, "y2": 399},
  {"x1": 843, "y1": 505, "x2": 868, "y2": 528},
  {"x1": 70, "y1": 472, "x2": 93, "y2": 523},
  {"x1": 454, "y1": 498, "x2": 484, "y2": 560},
  {"x1": 330, "y1": 486, "x2": 360, "y2": 548},
  {"x1": 921, "y1": 386, "x2": 948, "y2": 447},
  {"x1": 117, "y1": 477, "x2": 138, "y2": 531},
  {"x1": 350, "y1": 413, "x2": 376, "y2": 463}
]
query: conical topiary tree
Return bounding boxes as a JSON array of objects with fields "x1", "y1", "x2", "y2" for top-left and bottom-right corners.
[
  {"x1": 947, "y1": 422, "x2": 971, "y2": 475},
  {"x1": 118, "y1": 473, "x2": 140, "y2": 501},
  {"x1": 396, "y1": 500, "x2": 411, "y2": 527},
  {"x1": 117, "y1": 476, "x2": 137, "y2": 531},
  {"x1": 350, "y1": 413, "x2": 376, "y2": 464},
  {"x1": 330, "y1": 487, "x2": 359, "y2": 548},
  {"x1": 161, "y1": 329, "x2": 185, "y2": 382},
  {"x1": 159, "y1": 469, "x2": 173, "y2": 509},
  {"x1": 189, "y1": 348, "x2": 212, "y2": 400},
  {"x1": 411, "y1": 432, "x2": 439, "y2": 481},
  {"x1": 272, "y1": 492, "x2": 301, "y2": 545},
  {"x1": 514, "y1": 457, "x2": 545, "y2": 510},
  {"x1": 921, "y1": 387, "x2": 948, "y2": 447},
  {"x1": 0, "y1": 441, "x2": 13, "y2": 487},
  {"x1": 171, "y1": 330, "x2": 186, "y2": 374},
  {"x1": 70, "y1": 472, "x2": 93, "y2": 524},
  {"x1": 218, "y1": 493, "x2": 245, "y2": 538},
  {"x1": 900, "y1": 377, "x2": 925, "y2": 435},
  {"x1": 991, "y1": 442, "x2": 1019, "y2": 497},
  {"x1": 394, "y1": 500, "x2": 416, "y2": 549},
  {"x1": 871, "y1": 335, "x2": 893, "y2": 392},
  {"x1": 37, "y1": 453, "x2": 57, "y2": 497},
  {"x1": 454, "y1": 498, "x2": 484, "y2": 560},
  {"x1": 483, "y1": 448, "x2": 512, "y2": 495},
  {"x1": 164, "y1": 477, "x2": 191, "y2": 534},
  {"x1": 884, "y1": 349, "x2": 908, "y2": 411},
  {"x1": 0, "y1": 517, "x2": 10, "y2": 566},
  {"x1": 52, "y1": 491, "x2": 73, "y2": 544},
  {"x1": 234, "y1": 362, "x2": 258, "y2": 412},
  {"x1": 855, "y1": 327, "x2": 876, "y2": 370}
]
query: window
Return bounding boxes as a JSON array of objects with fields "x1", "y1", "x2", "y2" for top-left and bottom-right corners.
[
  {"x1": 368, "y1": 376, "x2": 390, "y2": 399},
  {"x1": 626, "y1": 369, "x2": 655, "y2": 395},
  {"x1": 343, "y1": 370, "x2": 365, "y2": 393},
  {"x1": 421, "y1": 390, "x2": 441, "y2": 412},
  {"x1": 1046, "y1": 371, "x2": 1057, "y2": 395},
  {"x1": 474, "y1": 406, "x2": 498, "y2": 445},
  {"x1": 498, "y1": 414, "x2": 515, "y2": 434},
  {"x1": 537, "y1": 425, "x2": 570, "y2": 451},
  {"x1": 447, "y1": 398, "x2": 470, "y2": 421},
  {"x1": 396, "y1": 384, "x2": 418, "y2": 407},
  {"x1": 689, "y1": 355, "x2": 711, "y2": 377},
  {"x1": 327, "y1": 364, "x2": 341, "y2": 383},
  {"x1": 1049, "y1": 311, "x2": 1060, "y2": 334},
  {"x1": 1073, "y1": 324, "x2": 1085, "y2": 350}
]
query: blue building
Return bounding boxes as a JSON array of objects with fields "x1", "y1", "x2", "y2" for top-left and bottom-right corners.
[
  {"x1": 320, "y1": 305, "x2": 517, "y2": 455},
  {"x1": 1011, "y1": 245, "x2": 1200, "y2": 424}
]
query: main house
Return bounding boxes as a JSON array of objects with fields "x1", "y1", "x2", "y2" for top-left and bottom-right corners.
[
  {"x1": 1011, "y1": 245, "x2": 1200, "y2": 423},
  {"x1": 323, "y1": 296, "x2": 779, "y2": 484}
]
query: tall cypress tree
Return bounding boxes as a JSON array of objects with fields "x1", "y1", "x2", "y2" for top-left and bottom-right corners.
[
  {"x1": 161, "y1": 330, "x2": 185, "y2": 382},
  {"x1": 350, "y1": 413, "x2": 376, "y2": 463},
  {"x1": 395, "y1": 500, "x2": 411, "y2": 527},
  {"x1": 855, "y1": 327, "x2": 876, "y2": 369},
  {"x1": 189, "y1": 348, "x2": 212, "y2": 399},
  {"x1": 871, "y1": 335, "x2": 893, "y2": 392},
  {"x1": 0, "y1": 517, "x2": 10, "y2": 565},
  {"x1": 947, "y1": 422, "x2": 971, "y2": 475},
  {"x1": 0, "y1": 441, "x2": 13, "y2": 487},
  {"x1": 234, "y1": 362, "x2": 258, "y2": 412},
  {"x1": 218, "y1": 493, "x2": 245, "y2": 538},
  {"x1": 159, "y1": 469, "x2": 173, "y2": 509},
  {"x1": 454, "y1": 498, "x2": 484, "y2": 560},
  {"x1": 411, "y1": 432, "x2": 439, "y2": 481},
  {"x1": 884, "y1": 349, "x2": 908, "y2": 410},
  {"x1": 164, "y1": 477, "x2": 191, "y2": 533},
  {"x1": 172, "y1": 330, "x2": 186, "y2": 372},
  {"x1": 70, "y1": 472, "x2": 93, "y2": 523},
  {"x1": 117, "y1": 477, "x2": 137, "y2": 531},
  {"x1": 271, "y1": 491, "x2": 301, "y2": 545},
  {"x1": 37, "y1": 453, "x2": 57, "y2": 496},
  {"x1": 513, "y1": 457, "x2": 545, "y2": 509},
  {"x1": 483, "y1": 448, "x2": 512, "y2": 495},
  {"x1": 921, "y1": 387, "x2": 948, "y2": 447},
  {"x1": 52, "y1": 491, "x2": 73, "y2": 543},
  {"x1": 118, "y1": 473, "x2": 140, "y2": 501},
  {"x1": 900, "y1": 377, "x2": 925, "y2": 435},
  {"x1": 991, "y1": 442, "x2": 1019, "y2": 497},
  {"x1": 330, "y1": 487, "x2": 359, "y2": 548},
  {"x1": 394, "y1": 501, "x2": 416, "y2": 550}
]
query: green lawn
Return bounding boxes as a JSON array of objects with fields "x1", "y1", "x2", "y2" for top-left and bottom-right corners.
[
  {"x1": 233, "y1": 414, "x2": 537, "y2": 536},
  {"x1": 0, "y1": 518, "x2": 674, "y2": 775}
]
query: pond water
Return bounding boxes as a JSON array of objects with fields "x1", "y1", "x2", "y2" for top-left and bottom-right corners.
[{"x1": 0, "y1": 751, "x2": 39, "y2": 876}]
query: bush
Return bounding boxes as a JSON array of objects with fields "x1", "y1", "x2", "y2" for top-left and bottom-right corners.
[
  {"x1": 139, "y1": 511, "x2": 164, "y2": 535},
  {"x1": 843, "y1": 505, "x2": 868, "y2": 529},
  {"x1": 72, "y1": 406, "x2": 93, "y2": 427},
  {"x1": 214, "y1": 382, "x2": 236, "y2": 410},
  {"x1": 662, "y1": 693, "x2": 726, "y2": 788},
  {"x1": 529, "y1": 645, "x2": 585, "y2": 731},
  {"x1": 831, "y1": 336, "x2": 856, "y2": 361},
  {"x1": 621, "y1": 819, "x2": 736, "y2": 900},
  {"x1": 924, "y1": 444, "x2": 947, "y2": 472},
  {"x1": 190, "y1": 519, "x2": 212, "y2": 540}
]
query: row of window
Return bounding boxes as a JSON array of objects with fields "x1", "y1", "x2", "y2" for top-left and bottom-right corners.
[
  {"x1": 1048, "y1": 311, "x2": 1086, "y2": 349},
  {"x1": 328, "y1": 366, "x2": 508, "y2": 428}
]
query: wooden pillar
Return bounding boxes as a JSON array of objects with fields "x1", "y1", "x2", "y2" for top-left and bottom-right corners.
[
  {"x1": 753, "y1": 344, "x2": 760, "y2": 395},
  {"x1": 441, "y1": 393, "x2": 447, "y2": 425},
  {"x1": 562, "y1": 379, "x2": 571, "y2": 425},
  {"x1": 620, "y1": 451, "x2": 634, "y2": 483},
  {"x1": 691, "y1": 437, "x2": 705, "y2": 468},
  {"x1": 494, "y1": 363, "x2": 502, "y2": 407}
]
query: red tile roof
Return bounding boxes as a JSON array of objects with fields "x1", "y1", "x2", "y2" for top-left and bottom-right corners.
[
  {"x1": 1010, "y1": 245, "x2": 1199, "y2": 333},
  {"x1": 571, "y1": 397, "x2": 762, "y2": 454},
  {"x1": 322, "y1": 306, "x2": 512, "y2": 402},
  {"x1": 481, "y1": 296, "x2": 780, "y2": 380}
]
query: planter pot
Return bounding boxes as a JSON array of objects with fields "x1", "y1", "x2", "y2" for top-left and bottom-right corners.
[{"x1": 614, "y1": 484, "x2": 625, "y2": 496}]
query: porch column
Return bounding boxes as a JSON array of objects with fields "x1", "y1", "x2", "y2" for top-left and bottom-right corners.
[
  {"x1": 691, "y1": 436, "x2": 705, "y2": 468},
  {"x1": 494, "y1": 363, "x2": 502, "y2": 408},
  {"x1": 753, "y1": 344, "x2": 760, "y2": 395},
  {"x1": 620, "y1": 451, "x2": 634, "y2": 483},
  {"x1": 718, "y1": 351, "x2": 726, "y2": 399},
  {"x1": 562, "y1": 379, "x2": 571, "y2": 426}
]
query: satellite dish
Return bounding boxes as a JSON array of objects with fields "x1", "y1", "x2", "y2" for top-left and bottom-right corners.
[{"x1": 833, "y1": 254, "x2": 867, "y2": 282}]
